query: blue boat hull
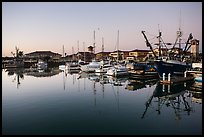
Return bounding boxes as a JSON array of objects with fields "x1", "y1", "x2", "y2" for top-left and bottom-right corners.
[
  {"x1": 195, "y1": 77, "x2": 202, "y2": 82},
  {"x1": 154, "y1": 60, "x2": 191, "y2": 77}
]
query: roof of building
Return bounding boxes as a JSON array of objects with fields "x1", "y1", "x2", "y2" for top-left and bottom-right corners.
[
  {"x1": 25, "y1": 51, "x2": 62, "y2": 56},
  {"x1": 96, "y1": 51, "x2": 111, "y2": 54},
  {"x1": 130, "y1": 49, "x2": 150, "y2": 52}
]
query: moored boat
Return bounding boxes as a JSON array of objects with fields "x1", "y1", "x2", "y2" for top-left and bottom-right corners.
[
  {"x1": 80, "y1": 60, "x2": 101, "y2": 73},
  {"x1": 141, "y1": 29, "x2": 194, "y2": 78},
  {"x1": 106, "y1": 64, "x2": 129, "y2": 77},
  {"x1": 37, "y1": 60, "x2": 47, "y2": 70}
]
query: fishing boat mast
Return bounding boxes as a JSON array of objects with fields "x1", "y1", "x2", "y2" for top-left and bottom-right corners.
[
  {"x1": 157, "y1": 24, "x2": 162, "y2": 57},
  {"x1": 141, "y1": 31, "x2": 157, "y2": 58}
]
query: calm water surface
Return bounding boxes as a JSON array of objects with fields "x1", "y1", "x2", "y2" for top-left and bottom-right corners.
[{"x1": 2, "y1": 68, "x2": 202, "y2": 135}]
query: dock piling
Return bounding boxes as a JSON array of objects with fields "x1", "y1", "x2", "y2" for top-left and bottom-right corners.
[
  {"x1": 184, "y1": 71, "x2": 187, "y2": 77},
  {"x1": 168, "y1": 73, "x2": 171, "y2": 81},
  {"x1": 163, "y1": 73, "x2": 165, "y2": 81}
]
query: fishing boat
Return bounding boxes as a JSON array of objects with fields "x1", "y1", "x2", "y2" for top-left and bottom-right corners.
[
  {"x1": 141, "y1": 28, "x2": 193, "y2": 78},
  {"x1": 154, "y1": 58, "x2": 191, "y2": 77}
]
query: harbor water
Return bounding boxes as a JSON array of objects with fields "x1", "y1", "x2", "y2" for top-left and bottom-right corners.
[{"x1": 2, "y1": 68, "x2": 202, "y2": 135}]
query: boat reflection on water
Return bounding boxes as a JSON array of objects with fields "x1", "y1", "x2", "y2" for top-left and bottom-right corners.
[
  {"x1": 189, "y1": 81, "x2": 202, "y2": 104},
  {"x1": 107, "y1": 75, "x2": 129, "y2": 86},
  {"x1": 25, "y1": 68, "x2": 61, "y2": 77},
  {"x1": 189, "y1": 81, "x2": 202, "y2": 92},
  {"x1": 77, "y1": 71, "x2": 99, "y2": 81},
  {"x1": 78, "y1": 72, "x2": 129, "y2": 86},
  {"x1": 125, "y1": 78, "x2": 158, "y2": 91},
  {"x1": 141, "y1": 81, "x2": 196, "y2": 120},
  {"x1": 191, "y1": 90, "x2": 202, "y2": 104}
]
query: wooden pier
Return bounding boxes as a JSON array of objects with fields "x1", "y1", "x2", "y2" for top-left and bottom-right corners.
[{"x1": 160, "y1": 76, "x2": 194, "y2": 85}]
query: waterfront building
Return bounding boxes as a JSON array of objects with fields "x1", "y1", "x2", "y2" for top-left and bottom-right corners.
[
  {"x1": 24, "y1": 51, "x2": 62, "y2": 60},
  {"x1": 128, "y1": 49, "x2": 150, "y2": 62},
  {"x1": 95, "y1": 51, "x2": 111, "y2": 61},
  {"x1": 109, "y1": 50, "x2": 129, "y2": 61},
  {"x1": 75, "y1": 52, "x2": 95, "y2": 62}
]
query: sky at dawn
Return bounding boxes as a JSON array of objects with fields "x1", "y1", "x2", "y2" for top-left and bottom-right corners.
[{"x1": 2, "y1": 2, "x2": 202, "y2": 57}]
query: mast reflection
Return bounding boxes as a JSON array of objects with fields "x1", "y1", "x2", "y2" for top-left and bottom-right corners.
[{"x1": 141, "y1": 81, "x2": 196, "y2": 120}]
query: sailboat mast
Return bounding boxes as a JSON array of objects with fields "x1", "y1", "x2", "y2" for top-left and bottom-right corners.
[
  {"x1": 102, "y1": 37, "x2": 104, "y2": 52},
  {"x1": 93, "y1": 30, "x2": 96, "y2": 54},
  {"x1": 72, "y1": 46, "x2": 74, "y2": 61},
  {"x1": 77, "y1": 40, "x2": 79, "y2": 61},
  {"x1": 62, "y1": 45, "x2": 65, "y2": 63},
  {"x1": 62, "y1": 45, "x2": 64, "y2": 57},
  {"x1": 117, "y1": 30, "x2": 119, "y2": 62},
  {"x1": 83, "y1": 42, "x2": 85, "y2": 62}
]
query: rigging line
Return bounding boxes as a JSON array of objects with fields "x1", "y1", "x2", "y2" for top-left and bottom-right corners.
[
  {"x1": 160, "y1": 38, "x2": 168, "y2": 49},
  {"x1": 149, "y1": 36, "x2": 157, "y2": 41},
  {"x1": 146, "y1": 31, "x2": 156, "y2": 36}
]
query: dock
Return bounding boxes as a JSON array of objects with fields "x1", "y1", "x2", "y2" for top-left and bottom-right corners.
[{"x1": 160, "y1": 76, "x2": 194, "y2": 85}]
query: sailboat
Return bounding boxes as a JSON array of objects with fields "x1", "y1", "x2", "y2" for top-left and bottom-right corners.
[
  {"x1": 80, "y1": 30, "x2": 101, "y2": 73},
  {"x1": 66, "y1": 46, "x2": 81, "y2": 73},
  {"x1": 106, "y1": 30, "x2": 129, "y2": 77},
  {"x1": 95, "y1": 37, "x2": 113, "y2": 73}
]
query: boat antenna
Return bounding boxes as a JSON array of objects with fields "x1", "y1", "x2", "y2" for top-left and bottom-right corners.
[
  {"x1": 178, "y1": 9, "x2": 182, "y2": 57},
  {"x1": 171, "y1": 10, "x2": 183, "y2": 57}
]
